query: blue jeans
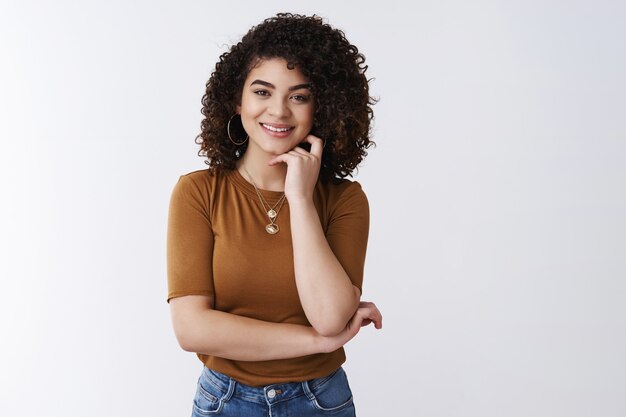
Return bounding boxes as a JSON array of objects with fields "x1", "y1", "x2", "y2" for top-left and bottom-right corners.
[{"x1": 192, "y1": 366, "x2": 357, "y2": 416}]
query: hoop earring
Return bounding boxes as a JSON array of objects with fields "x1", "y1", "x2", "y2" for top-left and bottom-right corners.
[{"x1": 227, "y1": 114, "x2": 248, "y2": 146}]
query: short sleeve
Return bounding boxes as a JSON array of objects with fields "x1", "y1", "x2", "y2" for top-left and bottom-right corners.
[
  {"x1": 326, "y1": 181, "x2": 370, "y2": 294},
  {"x1": 166, "y1": 174, "x2": 215, "y2": 303}
]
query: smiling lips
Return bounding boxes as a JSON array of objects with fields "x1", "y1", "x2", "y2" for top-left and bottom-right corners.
[{"x1": 261, "y1": 122, "x2": 294, "y2": 137}]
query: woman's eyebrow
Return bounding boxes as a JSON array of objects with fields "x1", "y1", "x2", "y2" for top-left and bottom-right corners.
[
  {"x1": 288, "y1": 83, "x2": 311, "y2": 91},
  {"x1": 250, "y1": 80, "x2": 311, "y2": 91},
  {"x1": 250, "y1": 79, "x2": 274, "y2": 88}
]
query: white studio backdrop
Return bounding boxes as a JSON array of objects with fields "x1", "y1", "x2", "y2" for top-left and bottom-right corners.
[{"x1": 1, "y1": 0, "x2": 625, "y2": 416}]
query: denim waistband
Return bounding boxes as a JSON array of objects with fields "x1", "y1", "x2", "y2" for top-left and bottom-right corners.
[{"x1": 201, "y1": 366, "x2": 342, "y2": 405}]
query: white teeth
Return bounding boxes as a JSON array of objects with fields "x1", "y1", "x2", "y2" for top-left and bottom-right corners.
[{"x1": 262, "y1": 124, "x2": 291, "y2": 132}]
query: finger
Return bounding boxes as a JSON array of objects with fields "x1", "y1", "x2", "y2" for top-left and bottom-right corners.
[
  {"x1": 301, "y1": 134, "x2": 324, "y2": 159},
  {"x1": 361, "y1": 305, "x2": 383, "y2": 329},
  {"x1": 350, "y1": 308, "x2": 370, "y2": 333},
  {"x1": 358, "y1": 302, "x2": 382, "y2": 327},
  {"x1": 373, "y1": 310, "x2": 383, "y2": 329},
  {"x1": 286, "y1": 149, "x2": 308, "y2": 158},
  {"x1": 366, "y1": 305, "x2": 382, "y2": 329},
  {"x1": 290, "y1": 146, "x2": 310, "y2": 156},
  {"x1": 267, "y1": 153, "x2": 296, "y2": 166}
]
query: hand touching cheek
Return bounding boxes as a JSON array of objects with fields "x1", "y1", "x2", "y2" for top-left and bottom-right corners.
[{"x1": 267, "y1": 134, "x2": 325, "y2": 203}]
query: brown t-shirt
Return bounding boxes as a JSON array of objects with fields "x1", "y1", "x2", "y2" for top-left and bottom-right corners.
[{"x1": 166, "y1": 168, "x2": 369, "y2": 386}]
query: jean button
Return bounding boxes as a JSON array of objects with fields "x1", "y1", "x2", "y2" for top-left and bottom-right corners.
[{"x1": 267, "y1": 389, "x2": 276, "y2": 398}]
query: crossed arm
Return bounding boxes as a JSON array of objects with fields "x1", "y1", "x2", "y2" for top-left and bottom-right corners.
[
  {"x1": 170, "y1": 295, "x2": 380, "y2": 361},
  {"x1": 168, "y1": 191, "x2": 380, "y2": 361},
  {"x1": 168, "y1": 140, "x2": 381, "y2": 361}
]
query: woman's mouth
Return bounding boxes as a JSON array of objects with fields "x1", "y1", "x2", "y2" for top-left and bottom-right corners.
[{"x1": 260, "y1": 123, "x2": 294, "y2": 137}]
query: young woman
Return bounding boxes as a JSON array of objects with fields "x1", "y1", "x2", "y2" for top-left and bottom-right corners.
[{"x1": 166, "y1": 13, "x2": 382, "y2": 417}]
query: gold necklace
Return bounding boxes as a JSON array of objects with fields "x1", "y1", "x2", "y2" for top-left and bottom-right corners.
[{"x1": 242, "y1": 167, "x2": 286, "y2": 234}]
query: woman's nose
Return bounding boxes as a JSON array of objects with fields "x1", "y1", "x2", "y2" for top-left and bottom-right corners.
[{"x1": 268, "y1": 97, "x2": 291, "y2": 118}]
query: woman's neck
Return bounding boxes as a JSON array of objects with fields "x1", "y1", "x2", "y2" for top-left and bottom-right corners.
[{"x1": 236, "y1": 151, "x2": 287, "y2": 192}]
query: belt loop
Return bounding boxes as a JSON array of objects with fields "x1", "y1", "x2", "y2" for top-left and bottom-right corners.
[
  {"x1": 301, "y1": 380, "x2": 315, "y2": 401},
  {"x1": 224, "y1": 376, "x2": 236, "y2": 401}
]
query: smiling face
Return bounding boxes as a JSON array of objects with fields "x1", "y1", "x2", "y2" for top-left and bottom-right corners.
[{"x1": 236, "y1": 58, "x2": 315, "y2": 157}]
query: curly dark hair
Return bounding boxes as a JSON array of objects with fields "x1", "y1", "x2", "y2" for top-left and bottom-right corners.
[{"x1": 195, "y1": 13, "x2": 376, "y2": 182}]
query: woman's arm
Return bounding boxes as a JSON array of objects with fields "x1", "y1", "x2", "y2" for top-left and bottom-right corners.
[
  {"x1": 170, "y1": 295, "x2": 382, "y2": 361},
  {"x1": 288, "y1": 198, "x2": 361, "y2": 336},
  {"x1": 167, "y1": 173, "x2": 379, "y2": 360},
  {"x1": 269, "y1": 136, "x2": 368, "y2": 336}
]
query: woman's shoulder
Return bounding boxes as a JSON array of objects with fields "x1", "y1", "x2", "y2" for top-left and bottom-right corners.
[
  {"x1": 178, "y1": 168, "x2": 215, "y2": 181},
  {"x1": 322, "y1": 176, "x2": 366, "y2": 194},
  {"x1": 176, "y1": 168, "x2": 227, "y2": 186},
  {"x1": 318, "y1": 177, "x2": 368, "y2": 209},
  {"x1": 171, "y1": 168, "x2": 230, "y2": 199}
]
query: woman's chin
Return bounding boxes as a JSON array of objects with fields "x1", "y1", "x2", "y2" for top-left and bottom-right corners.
[{"x1": 255, "y1": 139, "x2": 301, "y2": 156}]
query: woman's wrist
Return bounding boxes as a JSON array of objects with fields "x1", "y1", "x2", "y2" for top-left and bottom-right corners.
[
  {"x1": 308, "y1": 326, "x2": 331, "y2": 354},
  {"x1": 309, "y1": 325, "x2": 345, "y2": 354},
  {"x1": 285, "y1": 195, "x2": 314, "y2": 210}
]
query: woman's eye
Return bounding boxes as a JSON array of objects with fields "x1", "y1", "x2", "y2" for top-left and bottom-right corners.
[
  {"x1": 253, "y1": 90, "x2": 270, "y2": 97},
  {"x1": 292, "y1": 95, "x2": 310, "y2": 102}
]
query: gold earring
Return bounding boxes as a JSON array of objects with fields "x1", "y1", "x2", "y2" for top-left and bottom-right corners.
[{"x1": 227, "y1": 114, "x2": 248, "y2": 145}]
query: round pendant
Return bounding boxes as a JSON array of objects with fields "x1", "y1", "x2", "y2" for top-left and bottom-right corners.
[
  {"x1": 265, "y1": 223, "x2": 279, "y2": 234},
  {"x1": 267, "y1": 209, "x2": 277, "y2": 219}
]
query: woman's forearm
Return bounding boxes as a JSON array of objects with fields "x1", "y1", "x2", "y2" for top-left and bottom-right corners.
[
  {"x1": 171, "y1": 299, "x2": 328, "y2": 361},
  {"x1": 288, "y1": 198, "x2": 361, "y2": 336}
]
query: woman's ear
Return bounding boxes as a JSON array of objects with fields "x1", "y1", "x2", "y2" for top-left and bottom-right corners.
[{"x1": 236, "y1": 105, "x2": 241, "y2": 114}]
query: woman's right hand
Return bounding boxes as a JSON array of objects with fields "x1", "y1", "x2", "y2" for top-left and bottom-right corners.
[{"x1": 318, "y1": 301, "x2": 383, "y2": 353}]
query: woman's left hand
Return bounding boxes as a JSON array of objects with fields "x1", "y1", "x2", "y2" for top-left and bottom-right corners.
[
  {"x1": 267, "y1": 134, "x2": 324, "y2": 203},
  {"x1": 316, "y1": 301, "x2": 383, "y2": 353}
]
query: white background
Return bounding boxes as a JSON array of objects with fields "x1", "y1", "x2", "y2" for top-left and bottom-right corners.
[{"x1": 1, "y1": 1, "x2": 625, "y2": 416}]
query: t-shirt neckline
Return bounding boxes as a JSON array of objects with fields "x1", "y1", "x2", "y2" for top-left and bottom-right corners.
[{"x1": 226, "y1": 168, "x2": 288, "y2": 205}]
